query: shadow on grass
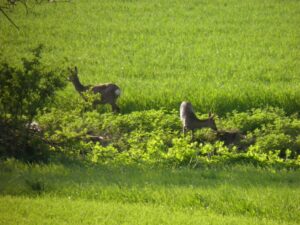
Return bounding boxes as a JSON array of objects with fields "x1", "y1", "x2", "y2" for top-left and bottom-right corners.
[{"x1": 0, "y1": 158, "x2": 299, "y2": 198}]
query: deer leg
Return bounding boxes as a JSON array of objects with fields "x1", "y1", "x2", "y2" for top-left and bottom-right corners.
[
  {"x1": 183, "y1": 126, "x2": 187, "y2": 135},
  {"x1": 92, "y1": 100, "x2": 101, "y2": 109},
  {"x1": 111, "y1": 102, "x2": 120, "y2": 113},
  {"x1": 191, "y1": 131, "x2": 194, "y2": 140}
]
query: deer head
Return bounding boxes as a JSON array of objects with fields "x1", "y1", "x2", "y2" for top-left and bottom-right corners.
[{"x1": 68, "y1": 66, "x2": 81, "y2": 84}]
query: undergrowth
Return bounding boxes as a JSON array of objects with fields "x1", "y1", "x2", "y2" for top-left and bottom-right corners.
[{"x1": 38, "y1": 107, "x2": 300, "y2": 168}]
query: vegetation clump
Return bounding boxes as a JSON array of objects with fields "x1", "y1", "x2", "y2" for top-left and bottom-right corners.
[
  {"x1": 37, "y1": 107, "x2": 300, "y2": 168},
  {"x1": 0, "y1": 45, "x2": 66, "y2": 162}
]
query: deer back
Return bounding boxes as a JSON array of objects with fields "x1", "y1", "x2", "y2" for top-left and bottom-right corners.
[
  {"x1": 180, "y1": 101, "x2": 198, "y2": 121},
  {"x1": 193, "y1": 116, "x2": 217, "y2": 131},
  {"x1": 91, "y1": 83, "x2": 121, "y2": 103},
  {"x1": 180, "y1": 101, "x2": 217, "y2": 131}
]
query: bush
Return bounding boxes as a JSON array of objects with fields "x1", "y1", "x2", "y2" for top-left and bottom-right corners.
[
  {"x1": 38, "y1": 105, "x2": 299, "y2": 168},
  {"x1": 222, "y1": 108, "x2": 285, "y2": 132},
  {"x1": 0, "y1": 45, "x2": 66, "y2": 162}
]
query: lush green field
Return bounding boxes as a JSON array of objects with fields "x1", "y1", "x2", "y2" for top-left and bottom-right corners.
[
  {"x1": 1, "y1": 0, "x2": 299, "y2": 113},
  {"x1": 0, "y1": 160, "x2": 299, "y2": 225},
  {"x1": 1, "y1": 1, "x2": 300, "y2": 224}
]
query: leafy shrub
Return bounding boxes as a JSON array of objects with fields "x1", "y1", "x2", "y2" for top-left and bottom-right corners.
[
  {"x1": 38, "y1": 104, "x2": 300, "y2": 167},
  {"x1": 255, "y1": 134, "x2": 292, "y2": 154},
  {"x1": 0, "y1": 45, "x2": 66, "y2": 162},
  {"x1": 167, "y1": 137, "x2": 198, "y2": 165},
  {"x1": 222, "y1": 108, "x2": 285, "y2": 132},
  {"x1": 90, "y1": 144, "x2": 118, "y2": 163}
]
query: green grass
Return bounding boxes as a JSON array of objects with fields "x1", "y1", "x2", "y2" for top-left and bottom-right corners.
[
  {"x1": 1, "y1": 1, "x2": 300, "y2": 224},
  {"x1": 1, "y1": 196, "x2": 297, "y2": 225},
  {"x1": 1, "y1": 0, "x2": 299, "y2": 114},
  {"x1": 0, "y1": 160, "x2": 299, "y2": 224}
]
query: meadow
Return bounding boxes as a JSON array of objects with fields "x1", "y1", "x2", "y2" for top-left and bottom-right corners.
[
  {"x1": 0, "y1": 0, "x2": 300, "y2": 224},
  {"x1": 0, "y1": 0, "x2": 299, "y2": 113},
  {"x1": 0, "y1": 160, "x2": 300, "y2": 225}
]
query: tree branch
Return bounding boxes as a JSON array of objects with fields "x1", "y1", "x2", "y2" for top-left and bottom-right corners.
[{"x1": 0, "y1": 7, "x2": 19, "y2": 30}]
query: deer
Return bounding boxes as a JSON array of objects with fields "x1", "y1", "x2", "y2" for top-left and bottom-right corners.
[
  {"x1": 216, "y1": 129, "x2": 246, "y2": 146},
  {"x1": 68, "y1": 66, "x2": 121, "y2": 113},
  {"x1": 180, "y1": 101, "x2": 217, "y2": 136}
]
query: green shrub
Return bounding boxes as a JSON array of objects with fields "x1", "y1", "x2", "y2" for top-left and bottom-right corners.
[
  {"x1": 38, "y1": 105, "x2": 300, "y2": 167},
  {"x1": 254, "y1": 133, "x2": 292, "y2": 157},
  {"x1": 223, "y1": 108, "x2": 285, "y2": 132},
  {"x1": 0, "y1": 45, "x2": 66, "y2": 162}
]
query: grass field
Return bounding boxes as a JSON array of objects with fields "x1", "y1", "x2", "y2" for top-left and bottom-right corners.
[
  {"x1": 1, "y1": 0, "x2": 299, "y2": 113},
  {"x1": 0, "y1": 161, "x2": 300, "y2": 225},
  {"x1": 1, "y1": 0, "x2": 300, "y2": 224}
]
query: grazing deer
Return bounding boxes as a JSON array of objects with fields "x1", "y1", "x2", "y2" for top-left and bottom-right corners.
[
  {"x1": 180, "y1": 101, "x2": 217, "y2": 135},
  {"x1": 68, "y1": 66, "x2": 121, "y2": 113},
  {"x1": 216, "y1": 130, "x2": 246, "y2": 146}
]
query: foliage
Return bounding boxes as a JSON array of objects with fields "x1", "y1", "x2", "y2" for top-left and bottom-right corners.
[
  {"x1": 38, "y1": 107, "x2": 300, "y2": 168},
  {"x1": 0, "y1": 45, "x2": 66, "y2": 161},
  {"x1": 0, "y1": 1, "x2": 299, "y2": 223},
  {"x1": 1, "y1": 0, "x2": 299, "y2": 167}
]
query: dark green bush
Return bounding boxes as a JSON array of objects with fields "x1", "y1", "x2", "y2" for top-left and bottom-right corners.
[{"x1": 0, "y1": 45, "x2": 67, "y2": 162}]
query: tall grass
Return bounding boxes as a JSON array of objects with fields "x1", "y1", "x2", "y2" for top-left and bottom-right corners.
[
  {"x1": 0, "y1": 160, "x2": 299, "y2": 225},
  {"x1": 1, "y1": 0, "x2": 299, "y2": 114}
]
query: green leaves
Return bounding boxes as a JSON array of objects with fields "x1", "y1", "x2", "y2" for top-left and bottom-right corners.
[
  {"x1": 0, "y1": 45, "x2": 67, "y2": 161},
  {"x1": 0, "y1": 45, "x2": 67, "y2": 121},
  {"x1": 39, "y1": 107, "x2": 300, "y2": 168}
]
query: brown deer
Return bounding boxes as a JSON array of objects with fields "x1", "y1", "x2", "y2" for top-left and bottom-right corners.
[
  {"x1": 68, "y1": 66, "x2": 121, "y2": 112},
  {"x1": 180, "y1": 101, "x2": 217, "y2": 135}
]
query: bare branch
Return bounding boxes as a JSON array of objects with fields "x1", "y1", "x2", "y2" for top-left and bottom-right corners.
[{"x1": 0, "y1": 7, "x2": 19, "y2": 30}]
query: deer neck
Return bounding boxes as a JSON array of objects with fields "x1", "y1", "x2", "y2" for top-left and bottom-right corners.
[{"x1": 71, "y1": 76, "x2": 88, "y2": 92}]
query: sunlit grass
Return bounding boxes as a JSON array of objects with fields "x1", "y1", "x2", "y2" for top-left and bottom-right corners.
[
  {"x1": 0, "y1": 161, "x2": 299, "y2": 224},
  {"x1": 1, "y1": 0, "x2": 299, "y2": 114},
  {"x1": 1, "y1": 196, "x2": 297, "y2": 225}
]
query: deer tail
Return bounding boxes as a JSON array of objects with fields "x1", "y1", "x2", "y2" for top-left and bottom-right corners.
[{"x1": 114, "y1": 88, "x2": 121, "y2": 96}]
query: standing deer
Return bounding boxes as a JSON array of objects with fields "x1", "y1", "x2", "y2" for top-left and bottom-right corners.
[
  {"x1": 68, "y1": 66, "x2": 121, "y2": 113},
  {"x1": 180, "y1": 101, "x2": 217, "y2": 135}
]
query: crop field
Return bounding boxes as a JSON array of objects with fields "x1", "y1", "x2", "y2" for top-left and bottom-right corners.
[
  {"x1": 1, "y1": 0, "x2": 300, "y2": 224},
  {"x1": 1, "y1": 0, "x2": 299, "y2": 113}
]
